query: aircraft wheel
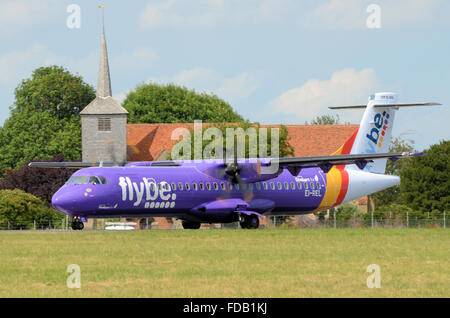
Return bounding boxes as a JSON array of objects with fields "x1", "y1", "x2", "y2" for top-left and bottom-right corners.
[
  {"x1": 71, "y1": 220, "x2": 84, "y2": 230},
  {"x1": 182, "y1": 221, "x2": 201, "y2": 230},
  {"x1": 240, "y1": 215, "x2": 259, "y2": 229}
]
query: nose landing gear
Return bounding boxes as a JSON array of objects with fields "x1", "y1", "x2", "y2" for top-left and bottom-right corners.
[{"x1": 71, "y1": 217, "x2": 84, "y2": 230}]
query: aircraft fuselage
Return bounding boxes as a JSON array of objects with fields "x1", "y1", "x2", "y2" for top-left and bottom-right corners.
[{"x1": 52, "y1": 161, "x2": 399, "y2": 224}]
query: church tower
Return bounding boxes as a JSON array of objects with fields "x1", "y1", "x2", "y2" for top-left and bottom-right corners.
[{"x1": 80, "y1": 25, "x2": 128, "y2": 164}]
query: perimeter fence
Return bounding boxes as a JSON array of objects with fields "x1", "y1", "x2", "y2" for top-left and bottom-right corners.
[
  {"x1": 0, "y1": 212, "x2": 448, "y2": 231},
  {"x1": 277, "y1": 213, "x2": 448, "y2": 229}
]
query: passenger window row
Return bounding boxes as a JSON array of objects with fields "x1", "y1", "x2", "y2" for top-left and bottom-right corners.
[{"x1": 167, "y1": 181, "x2": 322, "y2": 192}]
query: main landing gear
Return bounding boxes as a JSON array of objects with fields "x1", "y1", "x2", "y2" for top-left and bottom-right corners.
[
  {"x1": 240, "y1": 214, "x2": 260, "y2": 229},
  {"x1": 71, "y1": 218, "x2": 84, "y2": 231},
  {"x1": 182, "y1": 220, "x2": 201, "y2": 229}
]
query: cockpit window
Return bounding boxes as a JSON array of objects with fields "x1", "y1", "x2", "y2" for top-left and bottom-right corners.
[
  {"x1": 89, "y1": 176, "x2": 101, "y2": 185},
  {"x1": 69, "y1": 176, "x2": 90, "y2": 184},
  {"x1": 66, "y1": 175, "x2": 107, "y2": 185}
]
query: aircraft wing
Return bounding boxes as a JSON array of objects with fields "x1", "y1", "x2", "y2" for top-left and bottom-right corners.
[
  {"x1": 27, "y1": 161, "x2": 174, "y2": 168},
  {"x1": 28, "y1": 161, "x2": 124, "y2": 168},
  {"x1": 270, "y1": 152, "x2": 423, "y2": 175},
  {"x1": 28, "y1": 152, "x2": 423, "y2": 181}
]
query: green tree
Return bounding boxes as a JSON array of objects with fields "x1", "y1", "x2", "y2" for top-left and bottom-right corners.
[
  {"x1": 123, "y1": 83, "x2": 245, "y2": 123},
  {"x1": 0, "y1": 111, "x2": 81, "y2": 172},
  {"x1": 400, "y1": 140, "x2": 449, "y2": 213},
  {"x1": 335, "y1": 204, "x2": 361, "y2": 220},
  {"x1": 174, "y1": 122, "x2": 294, "y2": 160},
  {"x1": 0, "y1": 154, "x2": 75, "y2": 206},
  {"x1": 12, "y1": 65, "x2": 94, "y2": 120},
  {"x1": 0, "y1": 66, "x2": 94, "y2": 173},
  {"x1": 307, "y1": 114, "x2": 341, "y2": 125},
  {"x1": 371, "y1": 137, "x2": 415, "y2": 208},
  {"x1": 0, "y1": 189, "x2": 63, "y2": 229}
]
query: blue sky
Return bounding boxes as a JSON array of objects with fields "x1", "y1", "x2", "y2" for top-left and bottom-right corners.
[{"x1": 0, "y1": 0, "x2": 449, "y2": 151}]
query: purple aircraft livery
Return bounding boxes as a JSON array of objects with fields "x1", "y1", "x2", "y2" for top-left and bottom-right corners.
[{"x1": 29, "y1": 92, "x2": 440, "y2": 230}]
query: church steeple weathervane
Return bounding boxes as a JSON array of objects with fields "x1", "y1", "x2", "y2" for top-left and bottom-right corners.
[{"x1": 97, "y1": 24, "x2": 112, "y2": 98}]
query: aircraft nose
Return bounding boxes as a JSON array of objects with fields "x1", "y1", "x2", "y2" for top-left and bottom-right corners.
[{"x1": 52, "y1": 190, "x2": 77, "y2": 214}]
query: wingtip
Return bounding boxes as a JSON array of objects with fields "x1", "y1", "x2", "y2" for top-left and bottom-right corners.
[{"x1": 402, "y1": 151, "x2": 426, "y2": 157}]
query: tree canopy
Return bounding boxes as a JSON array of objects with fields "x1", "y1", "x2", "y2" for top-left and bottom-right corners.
[
  {"x1": 172, "y1": 122, "x2": 294, "y2": 161},
  {"x1": 0, "y1": 189, "x2": 63, "y2": 229},
  {"x1": 12, "y1": 65, "x2": 95, "y2": 119},
  {"x1": 0, "y1": 154, "x2": 74, "y2": 206},
  {"x1": 123, "y1": 83, "x2": 245, "y2": 123},
  {"x1": 0, "y1": 66, "x2": 94, "y2": 173},
  {"x1": 307, "y1": 114, "x2": 342, "y2": 125},
  {"x1": 371, "y1": 137, "x2": 415, "y2": 208},
  {"x1": 400, "y1": 140, "x2": 449, "y2": 214}
]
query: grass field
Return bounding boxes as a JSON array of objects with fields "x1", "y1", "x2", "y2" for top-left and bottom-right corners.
[{"x1": 0, "y1": 229, "x2": 449, "y2": 298}]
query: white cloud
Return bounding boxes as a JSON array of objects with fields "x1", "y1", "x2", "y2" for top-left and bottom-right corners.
[
  {"x1": 0, "y1": 44, "x2": 61, "y2": 122},
  {"x1": 112, "y1": 47, "x2": 158, "y2": 73},
  {"x1": 0, "y1": 45, "x2": 101, "y2": 88},
  {"x1": 380, "y1": 0, "x2": 445, "y2": 28},
  {"x1": 171, "y1": 67, "x2": 221, "y2": 89},
  {"x1": 0, "y1": 45, "x2": 57, "y2": 84},
  {"x1": 149, "y1": 67, "x2": 257, "y2": 104},
  {"x1": 216, "y1": 73, "x2": 257, "y2": 101},
  {"x1": 300, "y1": 0, "x2": 447, "y2": 30},
  {"x1": 270, "y1": 68, "x2": 377, "y2": 122},
  {"x1": 0, "y1": 43, "x2": 158, "y2": 94},
  {"x1": 113, "y1": 91, "x2": 130, "y2": 105},
  {"x1": 301, "y1": 0, "x2": 364, "y2": 30},
  {"x1": 139, "y1": 0, "x2": 447, "y2": 31},
  {"x1": 139, "y1": 0, "x2": 294, "y2": 29},
  {"x1": 0, "y1": 0, "x2": 61, "y2": 36}
]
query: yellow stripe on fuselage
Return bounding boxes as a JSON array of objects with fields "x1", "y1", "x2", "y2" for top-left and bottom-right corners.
[{"x1": 314, "y1": 167, "x2": 342, "y2": 212}]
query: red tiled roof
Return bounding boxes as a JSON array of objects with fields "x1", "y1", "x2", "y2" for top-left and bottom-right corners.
[
  {"x1": 126, "y1": 123, "x2": 359, "y2": 161},
  {"x1": 280, "y1": 124, "x2": 359, "y2": 157}
]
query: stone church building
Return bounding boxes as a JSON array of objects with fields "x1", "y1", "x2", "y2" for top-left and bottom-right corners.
[{"x1": 80, "y1": 26, "x2": 128, "y2": 165}]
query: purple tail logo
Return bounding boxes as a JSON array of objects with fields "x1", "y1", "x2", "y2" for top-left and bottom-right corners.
[{"x1": 366, "y1": 111, "x2": 390, "y2": 153}]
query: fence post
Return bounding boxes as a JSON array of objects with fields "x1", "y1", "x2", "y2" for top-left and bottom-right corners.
[
  {"x1": 371, "y1": 210, "x2": 373, "y2": 229},
  {"x1": 333, "y1": 210, "x2": 336, "y2": 229},
  {"x1": 34, "y1": 220, "x2": 36, "y2": 230},
  {"x1": 406, "y1": 212, "x2": 409, "y2": 228},
  {"x1": 444, "y1": 211, "x2": 446, "y2": 229}
]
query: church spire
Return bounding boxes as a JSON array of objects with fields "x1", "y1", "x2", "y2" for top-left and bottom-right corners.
[{"x1": 97, "y1": 25, "x2": 112, "y2": 98}]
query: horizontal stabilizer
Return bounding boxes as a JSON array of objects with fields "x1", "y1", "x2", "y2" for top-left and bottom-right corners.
[
  {"x1": 374, "y1": 102, "x2": 441, "y2": 108},
  {"x1": 329, "y1": 102, "x2": 441, "y2": 110},
  {"x1": 328, "y1": 105, "x2": 367, "y2": 109}
]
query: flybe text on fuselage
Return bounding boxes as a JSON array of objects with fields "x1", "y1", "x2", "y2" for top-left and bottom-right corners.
[{"x1": 118, "y1": 176, "x2": 176, "y2": 207}]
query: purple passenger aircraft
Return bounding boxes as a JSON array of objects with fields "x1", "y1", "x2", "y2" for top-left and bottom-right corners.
[{"x1": 30, "y1": 93, "x2": 439, "y2": 230}]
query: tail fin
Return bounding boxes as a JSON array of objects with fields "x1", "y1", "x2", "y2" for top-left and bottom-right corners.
[{"x1": 331, "y1": 92, "x2": 440, "y2": 174}]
